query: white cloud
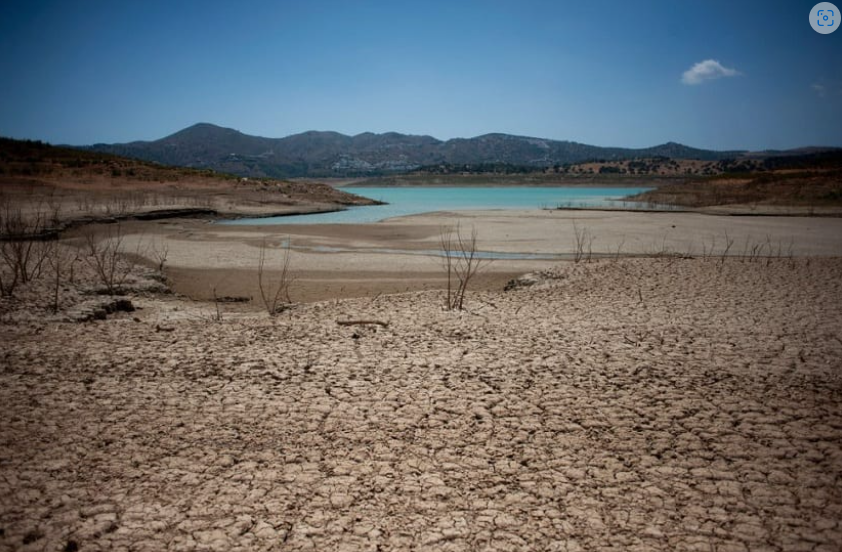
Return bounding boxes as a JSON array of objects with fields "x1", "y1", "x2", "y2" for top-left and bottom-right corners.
[
  {"x1": 681, "y1": 59, "x2": 740, "y2": 85},
  {"x1": 811, "y1": 83, "x2": 827, "y2": 97}
]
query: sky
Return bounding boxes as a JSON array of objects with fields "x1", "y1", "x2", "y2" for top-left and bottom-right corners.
[{"x1": 0, "y1": 0, "x2": 840, "y2": 150}]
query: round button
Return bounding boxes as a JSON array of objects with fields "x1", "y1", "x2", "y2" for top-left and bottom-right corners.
[{"x1": 811, "y1": 2, "x2": 839, "y2": 34}]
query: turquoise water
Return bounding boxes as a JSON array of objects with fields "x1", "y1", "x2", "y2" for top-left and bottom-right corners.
[{"x1": 222, "y1": 186, "x2": 652, "y2": 225}]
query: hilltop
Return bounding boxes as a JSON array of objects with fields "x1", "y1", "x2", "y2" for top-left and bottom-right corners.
[{"x1": 86, "y1": 123, "x2": 749, "y2": 178}]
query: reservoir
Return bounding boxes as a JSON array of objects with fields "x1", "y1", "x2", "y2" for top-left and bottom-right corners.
[{"x1": 221, "y1": 186, "x2": 653, "y2": 225}]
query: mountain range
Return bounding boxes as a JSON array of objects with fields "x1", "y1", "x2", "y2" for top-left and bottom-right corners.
[{"x1": 87, "y1": 123, "x2": 748, "y2": 178}]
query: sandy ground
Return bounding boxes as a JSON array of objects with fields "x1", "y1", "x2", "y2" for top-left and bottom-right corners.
[
  {"x1": 1, "y1": 256, "x2": 841, "y2": 551},
  {"x1": 101, "y1": 209, "x2": 842, "y2": 303}
]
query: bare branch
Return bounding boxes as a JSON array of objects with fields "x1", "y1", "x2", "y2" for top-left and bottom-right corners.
[
  {"x1": 257, "y1": 238, "x2": 294, "y2": 315},
  {"x1": 336, "y1": 320, "x2": 389, "y2": 328},
  {"x1": 82, "y1": 223, "x2": 137, "y2": 295},
  {"x1": 439, "y1": 223, "x2": 489, "y2": 310}
]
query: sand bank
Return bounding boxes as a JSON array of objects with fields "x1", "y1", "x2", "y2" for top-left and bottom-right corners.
[{"x1": 107, "y1": 209, "x2": 842, "y2": 303}]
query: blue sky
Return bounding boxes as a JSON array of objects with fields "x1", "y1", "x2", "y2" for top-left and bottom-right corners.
[{"x1": 0, "y1": 0, "x2": 840, "y2": 150}]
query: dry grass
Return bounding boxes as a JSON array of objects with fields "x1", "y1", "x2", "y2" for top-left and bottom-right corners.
[{"x1": 628, "y1": 169, "x2": 842, "y2": 209}]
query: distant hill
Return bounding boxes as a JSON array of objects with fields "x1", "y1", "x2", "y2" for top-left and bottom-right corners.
[
  {"x1": 85, "y1": 123, "x2": 748, "y2": 178},
  {"x1": 0, "y1": 136, "x2": 378, "y2": 208}
]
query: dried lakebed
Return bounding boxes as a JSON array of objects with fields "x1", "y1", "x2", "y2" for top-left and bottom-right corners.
[{"x1": 1, "y1": 258, "x2": 841, "y2": 551}]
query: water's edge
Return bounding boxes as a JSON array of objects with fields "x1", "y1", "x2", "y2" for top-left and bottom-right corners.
[{"x1": 221, "y1": 186, "x2": 657, "y2": 225}]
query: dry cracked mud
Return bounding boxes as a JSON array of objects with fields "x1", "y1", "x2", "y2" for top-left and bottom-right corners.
[{"x1": 1, "y1": 258, "x2": 841, "y2": 551}]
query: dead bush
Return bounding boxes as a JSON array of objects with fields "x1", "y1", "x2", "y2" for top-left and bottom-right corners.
[
  {"x1": 440, "y1": 224, "x2": 487, "y2": 311},
  {"x1": 0, "y1": 199, "x2": 52, "y2": 297},
  {"x1": 82, "y1": 223, "x2": 140, "y2": 295},
  {"x1": 572, "y1": 220, "x2": 594, "y2": 263},
  {"x1": 257, "y1": 238, "x2": 294, "y2": 315},
  {"x1": 46, "y1": 244, "x2": 78, "y2": 313}
]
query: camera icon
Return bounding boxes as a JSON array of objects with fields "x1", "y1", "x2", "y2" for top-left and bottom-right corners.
[
  {"x1": 818, "y1": 9, "x2": 835, "y2": 26},
  {"x1": 812, "y1": 2, "x2": 839, "y2": 33}
]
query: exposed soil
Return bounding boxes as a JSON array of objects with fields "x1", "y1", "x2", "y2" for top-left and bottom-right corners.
[
  {"x1": 627, "y1": 170, "x2": 842, "y2": 212},
  {"x1": 1, "y1": 257, "x2": 841, "y2": 551}
]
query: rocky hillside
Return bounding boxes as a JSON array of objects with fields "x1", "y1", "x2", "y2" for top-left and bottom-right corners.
[{"x1": 86, "y1": 123, "x2": 745, "y2": 178}]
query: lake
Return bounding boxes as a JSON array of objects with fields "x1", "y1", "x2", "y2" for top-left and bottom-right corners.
[{"x1": 222, "y1": 186, "x2": 653, "y2": 225}]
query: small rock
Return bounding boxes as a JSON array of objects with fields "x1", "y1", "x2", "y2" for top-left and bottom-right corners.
[
  {"x1": 504, "y1": 273, "x2": 540, "y2": 291},
  {"x1": 252, "y1": 520, "x2": 277, "y2": 539},
  {"x1": 330, "y1": 493, "x2": 354, "y2": 508},
  {"x1": 643, "y1": 526, "x2": 664, "y2": 538},
  {"x1": 218, "y1": 455, "x2": 236, "y2": 468},
  {"x1": 113, "y1": 298, "x2": 135, "y2": 312}
]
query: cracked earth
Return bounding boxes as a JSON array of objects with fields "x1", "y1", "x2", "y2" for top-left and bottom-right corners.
[{"x1": 1, "y1": 258, "x2": 841, "y2": 551}]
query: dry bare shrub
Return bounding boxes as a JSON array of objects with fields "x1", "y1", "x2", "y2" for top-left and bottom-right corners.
[
  {"x1": 611, "y1": 237, "x2": 626, "y2": 262},
  {"x1": 46, "y1": 243, "x2": 78, "y2": 314},
  {"x1": 440, "y1": 224, "x2": 487, "y2": 311},
  {"x1": 114, "y1": 195, "x2": 130, "y2": 216},
  {"x1": 150, "y1": 239, "x2": 169, "y2": 273},
  {"x1": 45, "y1": 189, "x2": 62, "y2": 227},
  {"x1": 0, "y1": 198, "x2": 11, "y2": 296},
  {"x1": 257, "y1": 238, "x2": 294, "y2": 315},
  {"x1": 0, "y1": 198, "x2": 52, "y2": 296},
  {"x1": 211, "y1": 286, "x2": 223, "y2": 322},
  {"x1": 82, "y1": 223, "x2": 139, "y2": 295},
  {"x1": 572, "y1": 220, "x2": 594, "y2": 263},
  {"x1": 73, "y1": 194, "x2": 95, "y2": 213},
  {"x1": 718, "y1": 230, "x2": 734, "y2": 267}
]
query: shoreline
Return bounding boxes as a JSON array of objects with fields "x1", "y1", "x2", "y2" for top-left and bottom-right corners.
[
  {"x1": 101, "y1": 207, "x2": 842, "y2": 305},
  {"x1": 7, "y1": 181, "x2": 841, "y2": 244},
  {"x1": 336, "y1": 181, "x2": 663, "y2": 188},
  {"x1": 14, "y1": 202, "x2": 842, "y2": 243}
]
